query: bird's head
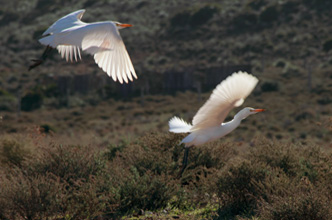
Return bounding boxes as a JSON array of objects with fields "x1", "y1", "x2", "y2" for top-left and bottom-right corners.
[
  {"x1": 236, "y1": 107, "x2": 265, "y2": 120},
  {"x1": 114, "y1": 22, "x2": 133, "y2": 29}
]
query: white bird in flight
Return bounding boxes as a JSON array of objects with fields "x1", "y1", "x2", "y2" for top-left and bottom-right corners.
[
  {"x1": 169, "y1": 71, "x2": 265, "y2": 174},
  {"x1": 29, "y1": 9, "x2": 136, "y2": 84}
]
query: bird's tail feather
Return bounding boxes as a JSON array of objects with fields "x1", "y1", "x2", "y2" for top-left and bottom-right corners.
[{"x1": 169, "y1": 116, "x2": 192, "y2": 133}]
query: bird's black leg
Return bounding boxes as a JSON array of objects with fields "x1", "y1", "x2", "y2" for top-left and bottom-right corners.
[
  {"x1": 179, "y1": 147, "x2": 190, "y2": 177},
  {"x1": 28, "y1": 45, "x2": 53, "y2": 71}
]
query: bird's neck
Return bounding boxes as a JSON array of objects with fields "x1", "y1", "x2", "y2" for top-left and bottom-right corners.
[{"x1": 219, "y1": 117, "x2": 242, "y2": 137}]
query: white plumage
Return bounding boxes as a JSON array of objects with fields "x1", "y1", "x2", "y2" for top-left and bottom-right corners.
[
  {"x1": 169, "y1": 71, "x2": 264, "y2": 147},
  {"x1": 38, "y1": 9, "x2": 136, "y2": 84},
  {"x1": 169, "y1": 117, "x2": 193, "y2": 133}
]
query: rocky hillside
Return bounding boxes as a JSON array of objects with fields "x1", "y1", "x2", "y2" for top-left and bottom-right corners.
[{"x1": 1, "y1": 0, "x2": 332, "y2": 90}]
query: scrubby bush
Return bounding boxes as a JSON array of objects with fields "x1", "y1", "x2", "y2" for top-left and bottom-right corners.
[
  {"x1": 1, "y1": 133, "x2": 332, "y2": 219},
  {"x1": 216, "y1": 139, "x2": 332, "y2": 219},
  {"x1": 260, "y1": 81, "x2": 279, "y2": 92},
  {"x1": 29, "y1": 144, "x2": 105, "y2": 184},
  {"x1": 323, "y1": 39, "x2": 332, "y2": 52},
  {"x1": 0, "y1": 170, "x2": 63, "y2": 220},
  {"x1": 170, "y1": 4, "x2": 219, "y2": 29},
  {"x1": 231, "y1": 11, "x2": 258, "y2": 30},
  {"x1": 0, "y1": 89, "x2": 16, "y2": 111},
  {"x1": 21, "y1": 91, "x2": 43, "y2": 111},
  {"x1": 257, "y1": 178, "x2": 332, "y2": 220},
  {"x1": 0, "y1": 139, "x2": 29, "y2": 167},
  {"x1": 216, "y1": 160, "x2": 267, "y2": 217},
  {"x1": 259, "y1": 5, "x2": 279, "y2": 23},
  {"x1": 119, "y1": 168, "x2": 175, "y2": 213},
  {"x1": 282, "y1": 62, "x2": 302, "y2": 78},
  {"x1": 189, "y1": 5, "x2": 219, "y2": 27}
]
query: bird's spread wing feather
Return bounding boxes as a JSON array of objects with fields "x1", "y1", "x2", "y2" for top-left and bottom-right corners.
[
  {"x1": 42, "y1": 9, "x2": 85, "y2": 36},
  {"x1": 191, "y1": 71, "x2": 258, "y2": 131},
  {"x1": 40, "y1": 21, "x2": 136, "y2": 84},
  {"x1": 57, "y1": 45, "x2": 82, "y2": 62}
]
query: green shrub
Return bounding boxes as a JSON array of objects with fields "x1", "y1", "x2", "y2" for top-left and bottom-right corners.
[
  {"x1": 323, "y1": 39, "x2": 332, "y2": 52},
  {"x1": 0, "y1": 90, "x2": 15, "y2": 111},
  {"x1": 232, "y1": 12, "x2": 258, "y2": 30},
  {"x1": 21, "y1": 91, "x2": 43, "y2": 111},
  {"x1": 190, "y1": 5, "x2": 219, "y2": 27},
  {"x1": 39, "y1": 124, "x2": 56, "y2": 134},
  {"x1": 259, "y1": 5, "x2": 279, "y2": 23},
  {"x1": 260, "y1": 81, "x2": 279, "y2": 92},
  {"x1": 170, "y1": 11, "x2": 191, "y2": 28}
]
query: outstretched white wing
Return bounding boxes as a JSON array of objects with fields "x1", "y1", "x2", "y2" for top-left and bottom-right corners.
[
  {"x1": 42, "y1": 9, "x2": 86, "y2": 36},
  {"x1": 39, "y1": 10, "x2": 136, "y2": 84},
  {"x1": 191, "y1": 71, "x2": 258, "y2": 131}
]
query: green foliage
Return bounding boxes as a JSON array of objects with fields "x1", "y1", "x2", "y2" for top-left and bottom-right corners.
[
  {"x1": 0, "y1": 88, "x2": 15, "y2": 111},
  {"x1": 0, "y1": 88, "x2": 10, "y2": 96},
  {"x1": 232, "y1": 11, "x2": 258, "y2": 30},
  {"x1": 0, "y1": 95, "x2": 16, "y2": 111},
  {"x1": 260, "y1": 81, "x2": 279, "y2": 92},
  {"x1": 323, "y1": 39, "x2": 332, "y2": 52},
  {"x1": 170, "y1": 4, "x2": 219, "y2": 29},
  {"x1": 21, "y1": 91, "x2": 43, "y2": 111},
  {"x1": 259, "y1": 5, "x2": 279, "y2": 23},
  {"x1": 189, "y1": 5, "x2": 219, "y2": 27},
  {"x1": 43, "y1": 83, "x2": 60, "y2": 98},
  {"x1": 39, "y1": 124, "x2": 56, "y2": 134}
]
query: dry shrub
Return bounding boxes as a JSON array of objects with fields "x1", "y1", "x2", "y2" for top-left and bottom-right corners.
[
  {"x1": 106, "y1": 132, "x2": 232, "y2": 213},
  {"x1": 256, "y1": 176, "x2": 332, "y2": 220},
  {"x1": 107, "y1": 132, "x2": 182, "y2": 213},
  {"x1": 0, "y1": 143, "x2": 118, "y2": 219},
  {"x1": 110, "y1": 132, "x2": 184, "y2": 175},
  {"x1": 216, "y1": 160, "x2": 268, "y2": 218},
  {"x1": 119, "y1": 168, "x2": 175, "y2": 213},
  {"x1": 249, "y1": 140, "x2": 299, "y2": 176},
  {"x1": 61, "y1": 175, "x2": 117, "y2": 219},
  {"x1": 216, "y1": 139, "x2": 332, "y2": 219},
  {"x1": 0, "y1": 170, "x2": 63, "y2": 220},
  {"x1": 28, "y1": 144, "x2": 105, "y2": 184},
  {"x1": 0, "y1": 139, "x2": 30, "y2": 167}
]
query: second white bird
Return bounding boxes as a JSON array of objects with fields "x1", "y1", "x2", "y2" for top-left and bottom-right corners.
[{"x1": 38, "y1": 9, "x2": 136, "y2": 84}]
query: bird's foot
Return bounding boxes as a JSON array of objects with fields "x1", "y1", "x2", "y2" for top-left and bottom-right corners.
[{"x1": 28, "y1": 59, "x2": 43, "y2": 71}]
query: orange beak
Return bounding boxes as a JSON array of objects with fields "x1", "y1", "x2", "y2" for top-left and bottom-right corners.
[
  {"x1": 118, "y1": 23, "x2": 133, "y2": 28},
  {"x1": 251, "y1": 109, "x2": 266, "y2": 112}
]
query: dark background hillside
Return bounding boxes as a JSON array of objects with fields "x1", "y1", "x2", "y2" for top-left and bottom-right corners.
[{"x1": 0, "y1": 0, "x2": 331, "y2": 145}]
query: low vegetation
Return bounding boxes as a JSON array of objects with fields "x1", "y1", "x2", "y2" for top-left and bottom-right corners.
[{"x1": 1, "y1": 133, "x2": 332, "y2": 219}]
